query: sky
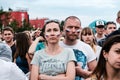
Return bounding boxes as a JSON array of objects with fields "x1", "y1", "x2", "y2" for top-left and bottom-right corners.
[{"x1": 0, "y1": 0, "x2": 120, "y2": 27}]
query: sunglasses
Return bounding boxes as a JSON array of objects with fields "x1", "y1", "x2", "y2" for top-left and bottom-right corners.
[{"x1": 45, "y1": 19, "x2": 60, "y2": 25}]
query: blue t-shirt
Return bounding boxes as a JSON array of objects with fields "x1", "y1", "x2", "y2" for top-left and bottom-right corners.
[
  {"x1": 16, "y1": 56, "x2": 29, "y2": 74},
  {"x1": 36, "y1": 42, "x2": 45, "y2": 51},
  {"x1": 73, "y1": 49, "x2": 87, "y2": 80}
]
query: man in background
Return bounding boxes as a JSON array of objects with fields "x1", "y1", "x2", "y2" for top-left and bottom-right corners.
[
  {"x1": 98, "y1": 21, "x2": 117, "y2": 47},
  {"x1": 95, "y1": 20, "x2": 105, "y2": 42},
  {"x1": 2, "y1": 27, "x2": 16, "y2": 61}
]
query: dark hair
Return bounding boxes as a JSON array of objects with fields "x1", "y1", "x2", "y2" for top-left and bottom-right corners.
[
  {"x1": 14, "y1": 32, "x2": 31, "y2": 59},
  {"x1": 2, "y1": 27, "x2": 14, "y2": 34},
  {"x1": 41, "y1": 20, "x2": 61, "y2": 38},
  {"x1": 92, "y1": 35, "x2": 120, "y2": 79},
  {"x1": 105, "y1": 21, "x2": 116, "y2": 29},
  {"x1": 40, "y1": 20, "x2": 61, "y2": 44}
]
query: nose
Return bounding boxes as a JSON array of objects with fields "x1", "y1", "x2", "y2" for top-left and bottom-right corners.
[
  {"x1": 50, "y1": 31, "x2": 56, "y2": 36},
  {"x1": 71, "y1": 27, "x2": 76, "y2": 32}
]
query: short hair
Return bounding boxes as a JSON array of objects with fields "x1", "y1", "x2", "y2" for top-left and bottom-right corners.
[
  {"x1": 64, "y1": 16, "x2": 81, "y2": 26},
  {"x1": 2, "y1": 27, "x2": 14, "y2": 34},
  {"x1": 105, "y1": 21, "x2": 116, "y2": 29}
]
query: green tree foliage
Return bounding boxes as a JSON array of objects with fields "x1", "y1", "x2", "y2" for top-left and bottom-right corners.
[
  {"x1": 9, "y1": 19, "x2": 19, "y2": 32},
  {"x1": 0, "y1": 7, "x2": 11, "y2": 31},
  {"x1": 9, "y1": 19, "x2": 33, "y2": 32},
  {"x1": 0, "y1": 7, "x2": 33, "y2": 32}
]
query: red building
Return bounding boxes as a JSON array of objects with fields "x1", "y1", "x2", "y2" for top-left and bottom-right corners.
[
  {"x1": 10, "y1": 11, "x2": 29, "y2": 27},
  {"x1": 1, "y1": 10, "x2": 48, "y2": 29},
  {"x1": 30, "y1": 18, "x2": 48, "y2": 29}
]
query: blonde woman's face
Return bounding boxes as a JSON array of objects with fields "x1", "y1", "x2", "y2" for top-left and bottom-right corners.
[{"x1": 81, "y1": 34, "x2": 94, "y2": 44}]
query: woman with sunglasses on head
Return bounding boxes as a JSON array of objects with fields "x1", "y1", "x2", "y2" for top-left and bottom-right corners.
[{"x1": 30, "y1": 20, "x2": 76, "y2": 80}]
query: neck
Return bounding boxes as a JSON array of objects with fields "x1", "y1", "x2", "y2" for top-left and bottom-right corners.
[
  {"x1": 97, "y1": 34, "x2": 104, "y2": 38},
  {"x1": 64, "y1": 39, "x2": 77, "y2": 46},
  {"x1": 6, "y1": 40, "x2": 14, "y2": 47},
  {"x1": 46, "y1": 43, "x2": 62, "y2": 55}
]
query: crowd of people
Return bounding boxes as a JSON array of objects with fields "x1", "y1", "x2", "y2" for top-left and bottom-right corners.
[{"x1": 0, "y1": 10, "x2": 120, "y2": 80}]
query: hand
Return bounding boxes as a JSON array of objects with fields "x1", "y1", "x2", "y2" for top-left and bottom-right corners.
[
  {"x1": 36, "y1": 36, "x2": 44, "y2": 41},
  {"x1": 75, "y1": 64, "x2": 83, "y2": 76},
  {"x1": 75, "y1": 65, "x2": 92, "y2": 78}
]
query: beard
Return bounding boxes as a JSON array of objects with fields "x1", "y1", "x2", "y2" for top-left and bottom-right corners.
[{"x1": 66, "y1": 34, "x2": 78, "y2": 41}]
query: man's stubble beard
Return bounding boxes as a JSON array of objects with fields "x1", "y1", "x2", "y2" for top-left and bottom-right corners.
[
  {"x1": 66, "y1": 35, "x2": 77, "y2": 42},
  {"x1": 6, "y1": 39, "x2": 13, "y2": 44}
]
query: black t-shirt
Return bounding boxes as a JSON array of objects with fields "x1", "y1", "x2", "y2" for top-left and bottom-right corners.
[{"x1": 11, "y1": 43, "x2": 16, "y2": 61}]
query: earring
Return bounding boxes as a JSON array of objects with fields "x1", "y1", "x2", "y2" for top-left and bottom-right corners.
[{"x1": 105, "y1": 58, "x2": 108, "y2": 61}]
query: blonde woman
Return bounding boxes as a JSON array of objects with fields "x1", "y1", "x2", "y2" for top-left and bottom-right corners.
[{"x1": 80, "y1": 27, "x2": 101, "y2": 61}]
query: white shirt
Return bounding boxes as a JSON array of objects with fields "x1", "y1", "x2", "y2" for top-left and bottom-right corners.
[
  {"x1": 96, "y1": 45, "x2": 102, "y2": 61},
  {"x1": 59, "y1": 40, "x2": 97, "y2": 80},
  {"x1": 59, "y1": 40, "x2": 96, "y2": 69},
  {"x1": 0, "y1": 59, "x2": 28, "y2": 80}
]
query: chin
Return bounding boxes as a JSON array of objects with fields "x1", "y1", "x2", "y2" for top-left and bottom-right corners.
[{"x1": 69, "y1": 39, "x2": 76, "y2": 42}]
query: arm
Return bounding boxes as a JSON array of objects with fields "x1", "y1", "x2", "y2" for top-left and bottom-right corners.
[
  {"x1": 39, "y1": 61, "x2": 76, "y2": 80},
  {"x1": 26, "y1": 53, "x2": 32, "y2": 71},
  {"x1": 76, "y1": 60, "x2": 97, "y2": 78},
  {"x1": 75, "y1": 60, "x2": 96, "y2": 78},
  {"x1": 28, "y1": 36, "x2": 44, "y2": 54},
  {"x1": 87, "y1": 60, "x2": 97, "y2": 71},
  {"x1": 30, "y1": 65, "x2": 39, "y2": 80},
  {"x1": 75, "y1": 63, "x2": 92, "y2": 78}
]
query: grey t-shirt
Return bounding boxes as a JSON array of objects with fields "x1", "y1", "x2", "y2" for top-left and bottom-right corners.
[{"x1": 31, "y1": 48, "x2": 76, "y2": 76}]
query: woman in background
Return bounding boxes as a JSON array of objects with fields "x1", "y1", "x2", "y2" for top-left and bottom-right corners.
[
  {"x1": 14, "y1": 32, "x2": 31, "y2": 74},
  {"x1": 80, "y1": 27, "x2": 101, "y2": 61}
]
